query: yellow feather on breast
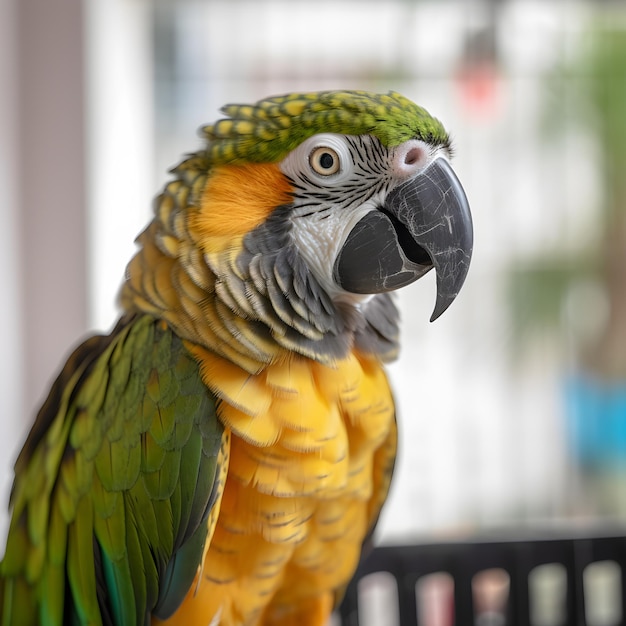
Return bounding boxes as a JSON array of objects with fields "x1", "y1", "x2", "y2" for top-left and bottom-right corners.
[{"x1": 164, "y1": 344, "x2": 396, "y2": 626}]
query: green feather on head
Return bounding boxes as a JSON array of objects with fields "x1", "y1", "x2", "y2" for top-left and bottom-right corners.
[{"x1": 202, "y1": 90, "x2": 451, "y2": 165}]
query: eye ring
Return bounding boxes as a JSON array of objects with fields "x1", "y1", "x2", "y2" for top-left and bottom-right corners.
[{"x1": 309, "y1": 146, "x2": 341, "y2": 176}]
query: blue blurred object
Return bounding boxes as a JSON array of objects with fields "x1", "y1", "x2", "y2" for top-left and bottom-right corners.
[{"x1": 564, "y1": 374, "x2": 626, "y2": 468}]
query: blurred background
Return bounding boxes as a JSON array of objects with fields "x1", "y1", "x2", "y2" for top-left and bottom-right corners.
[{"x1": 2, "y1": 0, "x2": 626, "y2": 555}]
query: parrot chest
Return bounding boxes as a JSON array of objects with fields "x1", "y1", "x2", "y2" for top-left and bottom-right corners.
[{"x1": 177, "y1": 344, "x2": 396, "y2": 625}]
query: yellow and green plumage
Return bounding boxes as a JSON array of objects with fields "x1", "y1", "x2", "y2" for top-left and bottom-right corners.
[
  {"x1": 0, "y1": 90, "x2": 472, "y2": 625},
  {"x1": 1, "y1": 316, "x2": 226, "y2": 625},
  {"x1": 203, "y1": 90, "x2": 449, "y2": 165}
]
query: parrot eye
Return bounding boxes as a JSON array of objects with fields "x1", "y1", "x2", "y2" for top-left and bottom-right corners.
[
  {"x1": 309, "y1": 147, "x2": 341, "y2": 176},
  {"x1": 280, "y1": 133, "x2": 352, "y2": 185}
]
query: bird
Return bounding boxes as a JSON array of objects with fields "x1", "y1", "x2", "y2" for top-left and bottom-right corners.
[{"x1": 0, "y1": 89, "x2": 473, "y2": 625}]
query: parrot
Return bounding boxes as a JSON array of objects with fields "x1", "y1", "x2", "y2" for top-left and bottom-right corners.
[{"x1": 0, "y1": 90, "x2": 472, "y2": 626}]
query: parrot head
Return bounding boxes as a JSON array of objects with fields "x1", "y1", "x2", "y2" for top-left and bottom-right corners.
[
  {"x1": 127, "y1": 90, "x2": 473, "y2": 366},
  {"x1": 200, "y1": 90, "x2": 472, "y2": 318}
]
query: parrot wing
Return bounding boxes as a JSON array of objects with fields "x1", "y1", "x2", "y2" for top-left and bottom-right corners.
[{"x1": 0, "y1": 314, "x2": 227, "y2": 626}]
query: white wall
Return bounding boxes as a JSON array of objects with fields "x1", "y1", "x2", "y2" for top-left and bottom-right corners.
[
  {"x1": 0, "y1": 0, "x2": 89, "y2": 545},
  {"x1": 85, "y1": 0, "x2": 154, "y2": 332},
  {"x1": 0, "y1": 0, "x2": 22, "y2": 546}
]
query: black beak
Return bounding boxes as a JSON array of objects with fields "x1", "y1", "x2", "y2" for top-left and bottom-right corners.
[{"x1": 334, "y1": 158, "x2": 473, "y2": 321}]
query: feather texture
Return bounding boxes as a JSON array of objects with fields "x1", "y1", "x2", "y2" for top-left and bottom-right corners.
[
  {"x1": 0, "y1": 316, "x2": 227, "y2": 625},
  {"x1": 157, "y1": 346, "x2": 396, "y2": 625}
]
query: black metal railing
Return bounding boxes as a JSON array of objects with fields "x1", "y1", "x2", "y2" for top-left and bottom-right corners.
[{"x1": 338, "y1": 534, "x2": 626, "y2": 625}]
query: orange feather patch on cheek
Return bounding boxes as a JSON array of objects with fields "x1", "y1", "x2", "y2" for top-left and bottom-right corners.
[{"x1": 191, "y1": 162, "x2": 293, "y2": 241}]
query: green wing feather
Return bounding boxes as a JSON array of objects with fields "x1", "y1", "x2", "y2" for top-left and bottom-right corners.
[{"x1": 0, "y1": 314, "x2": 225, "y2": 625}]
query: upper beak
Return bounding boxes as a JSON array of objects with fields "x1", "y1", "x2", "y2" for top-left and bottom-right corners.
[
  {"x1": 334, "y1": 157, "x2": 473, "y2": 321},
  {"x1": 385, "y1": 157, "x2": 473, "y2": 320}
]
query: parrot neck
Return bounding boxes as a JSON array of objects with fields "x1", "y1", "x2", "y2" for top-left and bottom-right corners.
[{"x1": 119, "y1": 158, "x2": 400, "y2": 373}]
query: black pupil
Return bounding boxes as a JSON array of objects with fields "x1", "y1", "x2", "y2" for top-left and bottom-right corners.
[{"x1": 319, "y1": 152, "x2": 335, "y2": 170}]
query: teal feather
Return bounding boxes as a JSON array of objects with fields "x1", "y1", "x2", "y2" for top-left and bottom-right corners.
[
  {"x1": 153, "y1": 519, "x2": 208, "y2": 620},
  {"x1": 100, "y1": 540, "x2": 136, "y2": 626}
]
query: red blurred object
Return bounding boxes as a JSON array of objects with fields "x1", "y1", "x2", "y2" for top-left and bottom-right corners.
[
  {"x1": 456, "y1": 61, "x2": 501, "y2": 119},
  {"x1": 456, "y1": 25, "x2": 502, "y2": 120}
]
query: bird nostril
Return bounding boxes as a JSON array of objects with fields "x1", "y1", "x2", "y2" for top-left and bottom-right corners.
[{"x1": 404, "y1": 147, "x2": 423, "y2": 166}]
